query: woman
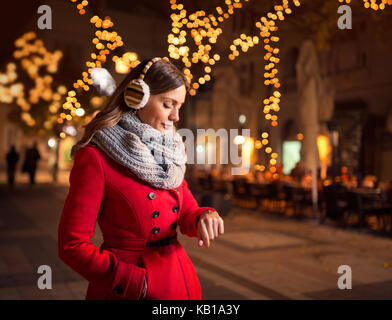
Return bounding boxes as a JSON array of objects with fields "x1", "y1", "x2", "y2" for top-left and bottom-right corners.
[{"x1": 58, "y1": 57, "x2": 224, "y2": 300}]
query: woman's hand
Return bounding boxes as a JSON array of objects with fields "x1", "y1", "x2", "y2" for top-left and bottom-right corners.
[{"x1": 197, "y1": 210, "x2": 224, "y2": 248}]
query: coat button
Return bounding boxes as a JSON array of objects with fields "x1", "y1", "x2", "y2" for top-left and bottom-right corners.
[
  {"x1": 113, "y1": 285, "x2": 123, "y2": 294},
  {"x1": 172, "y1": 206, "x2": 179, "y2": 213},
  {"x1": 148, "y1": 192, "x2": 156, "y2": 200},
  {"x1": 152, "y1": 227, "x2": 160, "y2": 234},
  {"x1": 152, "y1": 211, "x2": 160, "y2": 218},
  {"x1": 176, "y1": 188, "x2": 180, "y2": 194},
  {"x1": 170, "y1": 222, "x2": 177, "y2": 229}
]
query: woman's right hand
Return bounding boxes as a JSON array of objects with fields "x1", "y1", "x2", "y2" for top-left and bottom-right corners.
[{"x1": 197, "y1": 210, "x2": 224, "y2": 248}]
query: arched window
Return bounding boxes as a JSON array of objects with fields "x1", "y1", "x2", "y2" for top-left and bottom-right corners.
[{"x1": 285, "y1": 47, "x2": 299, "y2": 79}]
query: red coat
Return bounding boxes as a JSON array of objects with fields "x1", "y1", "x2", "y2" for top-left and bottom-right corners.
[{"x1": 58, "y1": 143, "x2": 215, "y2": 300}]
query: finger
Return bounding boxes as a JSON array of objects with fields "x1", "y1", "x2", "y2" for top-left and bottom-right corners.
[
  {"x1": 200, "y1": 220, "x2": 210, "y2": 248},
  {"x1": 198, "y1": 239, "x2": 203, "y2": 247},
  {"x1": 213, "y1": 219, "x2": 219, "y2": 238},
  {"x1": 218, "y1": 218, "x2": 224, "y2": 235},
  {"x1": 206, "y1": 217, "x2": 215, "y2": 241}
]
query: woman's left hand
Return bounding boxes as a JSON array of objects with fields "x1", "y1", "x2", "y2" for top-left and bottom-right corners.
[{"x1": 197, "y1": 210, "x2": 224, "y2": 248}]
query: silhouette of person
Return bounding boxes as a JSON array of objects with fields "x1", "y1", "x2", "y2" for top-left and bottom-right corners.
[
  {"x1": 6, "y1": 145, "x2": 19, "y2": 187},
  {"x1": 22, "y1": 142, "x2": 41, "y2": 185}
]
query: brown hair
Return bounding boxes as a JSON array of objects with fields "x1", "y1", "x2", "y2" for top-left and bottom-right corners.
[{"x1": 71, "y1": 58, "x2": 189, "y2": 158}]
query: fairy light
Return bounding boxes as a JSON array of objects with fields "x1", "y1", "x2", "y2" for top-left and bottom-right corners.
[
  {"x1": 168, "y1": 0, "x2": 250, "y2": 96},
  {"x1": 0, "y1": 32, "x2": 66, "y2": 127},
  {"x1": 113, "y1": 52, "x2": 140, "y2": 74},
  {"x1": 0, "y1": 63, "x2": 19, "y2": 104},
  {"x1": 167, "y1": 0, "x2": 287, "y2": 172},
  {"x1": 227, "y1": 0, "x2": 302, "y2": 173},
  {"x1": 355, "y1": 0, "x2": 392, "y2": 10},
  {"x1": 59, "y1": 9, "x2": 125, "y2": 125},
  {"x1": 13, "y1": 31, "x2": 65, "y2": 120},
  {"x1": 171, "y1": 0, "x2": 392, "y2": 173},
  {"x1": 69, "y1": 0, "x2": 89, "y2": 15}
]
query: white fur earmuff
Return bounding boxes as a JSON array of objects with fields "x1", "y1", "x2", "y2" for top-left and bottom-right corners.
[{"x1": 90, "y1": 68, "x2": 117, "y2": 96}]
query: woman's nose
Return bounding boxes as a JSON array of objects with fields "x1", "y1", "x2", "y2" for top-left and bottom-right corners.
[{"x1": 169, "y1": 108, "x2": 179, "y2": 122}]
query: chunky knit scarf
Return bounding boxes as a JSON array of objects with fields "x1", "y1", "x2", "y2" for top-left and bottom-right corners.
[{"x1": 91, "y1": 111, "x2": 187, "y2": 189}]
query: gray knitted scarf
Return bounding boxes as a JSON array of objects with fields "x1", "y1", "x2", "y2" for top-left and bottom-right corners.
[{"x1": 91, "y1": 111, "x2": 187, "y2": 189}]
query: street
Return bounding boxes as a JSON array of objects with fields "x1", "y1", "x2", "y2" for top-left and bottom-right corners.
[{"x1": 0, "y1": 178, "x2": 392, "y2": 300}]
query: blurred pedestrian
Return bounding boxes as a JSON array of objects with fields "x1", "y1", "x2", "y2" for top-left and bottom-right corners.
[
  {"x1": 6, "y1": 145, "x2": 19, "y2": 187},
  {"x1": 22, "y1": 141, "x2": 41, "y2": 185}
]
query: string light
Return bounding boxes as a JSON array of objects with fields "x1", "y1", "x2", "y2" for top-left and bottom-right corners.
[
  {"x1": 168, "y1": 1, "x2": 308, "y2": 172},
  {"x1": 168, "y1": 0, "x2": 250, "y2": 96},
  {"x1": 226, "y1": 1, "x2": 301, "y2": 172},
  {"x1": 58, "y1": 8, "x2": 125, "y2": 125},
  {"x1": 113, "y1": 52, "x2": 140, "y2": 74},
  {"x1": 69, "y1": 0, "x2": 89, "y2": 15},
  {"x1": 0, "y1": 32, "x2": 66, "y2": 127},
  {"x1": 5, "y1": 0, "x2": 390, "y2": 152},
  {"x1": 0, "y1": 63, "x2": 19, "y2": 104},
  {"x1": 340, "y1": 0, "x2": 392, "y2": 11}
]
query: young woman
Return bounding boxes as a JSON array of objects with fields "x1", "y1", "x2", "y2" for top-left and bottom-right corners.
[{"x1": 58, "y1": 58, "x2": 224, "y2": 300}]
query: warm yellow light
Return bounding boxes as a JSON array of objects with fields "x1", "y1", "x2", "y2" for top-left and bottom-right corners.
[
  {"x1": 233, "y1": 135, "x2": 245, "y2": 145},
  {"x1": 75, "y1": 108, "x2": 85, "y2": 117},
  {"x1": 317, "y1": 135, "x2": 331, "y2": 162},
  {"x1": 242, "y1": 137, "x2": 254, "y2": 165},
  {"x1": 317, "y1": 135, "x2": 331, "y2": 180}
]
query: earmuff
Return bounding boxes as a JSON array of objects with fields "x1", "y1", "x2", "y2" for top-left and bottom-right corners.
[{"x1": 123, "y1": 57, "x2": 169, "y2": 110}]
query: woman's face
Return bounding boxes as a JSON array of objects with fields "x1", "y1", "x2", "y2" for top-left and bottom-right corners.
[{"x1": 136, "y1": 85, "x2": 186, "y2": 132}]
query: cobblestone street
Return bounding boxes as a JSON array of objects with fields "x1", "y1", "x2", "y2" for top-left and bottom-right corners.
[{"x1": 0, "y1": 176, "x2": 392, "y2": 300}]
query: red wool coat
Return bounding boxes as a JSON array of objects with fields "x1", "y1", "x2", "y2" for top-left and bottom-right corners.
[{"x1": 58, "y1": 143, "x2": 215, "y2": 300}]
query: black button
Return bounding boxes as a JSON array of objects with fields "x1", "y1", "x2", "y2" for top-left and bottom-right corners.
[
  {"x1": 148, "y1": 192, "x2": 156, "y2": 200},
  {"x1": 170, "y1": 222, "x2": 177, "y2": 229},
  {"x1": 152, "y1": 211, "x2": 160, "y2": 218},
  {"x1": 172, "y1": 206, "x2": 179, "y2": 213},
  {"x1": 113, "y1": 285, "x2": 123, "y2": 294},
  {"x1": 152, "y1": 227, "x2": 160, "y2": 234}
]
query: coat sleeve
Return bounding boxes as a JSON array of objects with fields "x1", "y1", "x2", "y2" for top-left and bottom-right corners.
[
  {"x1": 58, "y1": 146, "x2": 146, "y2": 300},
  {"x1": 178, "y1": 180, "x2": 216, "y2": 238}
]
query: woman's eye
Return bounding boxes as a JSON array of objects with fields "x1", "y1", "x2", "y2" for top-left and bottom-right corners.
[{"x1": 163, "y1": 103, "x2": 171, "y2": 109}]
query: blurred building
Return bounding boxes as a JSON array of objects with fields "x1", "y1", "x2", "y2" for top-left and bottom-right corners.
[{"x1": 189, "y1": 5, "x2": 392, "y2": 182}]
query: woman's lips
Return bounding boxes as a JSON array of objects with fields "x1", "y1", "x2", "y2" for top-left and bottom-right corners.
[{"x1": 163, "y1": 123, "x2": 173, "y2": 130}]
